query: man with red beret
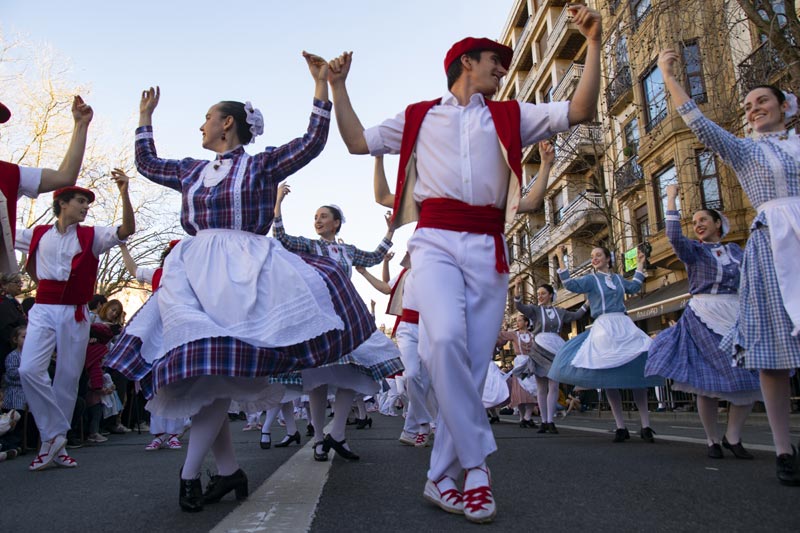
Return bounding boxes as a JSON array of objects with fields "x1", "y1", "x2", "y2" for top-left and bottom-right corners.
[
  {"x1": 0, "y1": 96, "x2": 94, "y2": 274},
  {"x1": 327, "y1": 4, "x2": 602, "y2": 523},
  {"x1": 14, "y1": 169, "x2": 135, "y2": 471}
]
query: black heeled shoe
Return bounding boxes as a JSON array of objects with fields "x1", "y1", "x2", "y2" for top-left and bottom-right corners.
[
  {"x1": 722, "y1": 436, "x2": 754, "y2": 460},
  {"x1": 537, "y1": 422, "x2": 548, "y2": 434},
  {"x1": 640, "y1": 427, "x2": 656, "y2": 443},
  {"x1": 306, "y1": 424, "x2": 315, "y2": 437},
  {"x1": 202, "y1": 468, "x2": 248, "y2": 504},
  {"x1": 356, "y1": 417, "x2": 372, "y2": 430},
  {"x1": 612, "y1": 428, "x2": 630, "y2": 443},
  {"x1": 179, "y1": 471, "x2": 203, "y2": 512},
  {"x1": 260, "y1": 433, "x2": 271, "y2": 450},
  {"x1": 548, "y1": 422, "x2": 559, "y2": 434},
  {"x1": 776, "y1": 447, "x2": 800, "y2": 486},
  {"x1": 313, "y1": 441, "x2": 328, "y2": 461},
  {"x1": 275, "y1": 431, "x2": 301, "y2": 448},
  {"x1": 322, "y1": 433, "x2": 360, "y2": 461},
  {"x1": 708, "y1": 443, "x2": 724, "y2": 459},
  {"x1": 489, "y1": 415, "x2": 500, "y2": 424}
]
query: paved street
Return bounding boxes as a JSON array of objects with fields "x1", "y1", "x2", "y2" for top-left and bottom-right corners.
[{"x1": 2, "y1": 411, "x2": 799, "y2": 532}]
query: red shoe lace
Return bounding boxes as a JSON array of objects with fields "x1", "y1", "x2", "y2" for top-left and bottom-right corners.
[
  {"x1": 415, "y1": 433, "x2": 427, "y2": 444},
  {"x1": 463, "y1": 486, "x2": 493, "y2": 513},
  {"x1": 439, "y1": 488, "x2": 463, "y2": 506},
  {"x1": 30, "y1": 453, "x2": 47, "y2": 467},
  {"x1": 57, "y1": 454, "x2": 76, "y2": 465}
]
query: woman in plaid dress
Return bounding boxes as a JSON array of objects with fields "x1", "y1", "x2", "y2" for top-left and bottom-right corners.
[
  {"x1": 645, "y1": 185, "x2": 760, "y2": 459},
  {"x1": 659, "y1": 50, "x2": 800, "y2": 485},
  {"x1": 106, "y1": 53, "x2": 378, "y2": 512},
  {"x1": 271, "y1": 184, "x2": 403, "y2": 462}
]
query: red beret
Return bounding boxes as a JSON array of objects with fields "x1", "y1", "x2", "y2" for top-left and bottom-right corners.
[
  {"x1": 0, "y1": 102, "x2": 10, "y2": 124},
  {"x1": 443, "y1": 37, "x2": 513, "y2": 73},
  {"x1": 53, "y1": 186, "x2": 95, "y2": 203}
]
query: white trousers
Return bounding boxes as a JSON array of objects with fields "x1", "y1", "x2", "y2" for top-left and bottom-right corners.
[
  {"x1": 19, "y1": 304, "x2": 90, "y2": 441},
  {"x1": 409, "y1": 228, "x2": 508, "y2": 481},
  {"x1": 395, "y1": 321, "x2": 435, "y2": 434}
]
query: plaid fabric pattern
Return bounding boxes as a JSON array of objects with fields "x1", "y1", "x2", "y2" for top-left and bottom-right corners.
[
  {"x1": 273, "y1": 216, "x2": 391, "y2": 278},
  {"x1": 1, "y1": 349, "x2": 25, "y2": 410},
  {"x1": 134, "y1": 99, "x2": 331, "y2": 236},
  {"x1": 646, "y1": 307, "x2": 760, "y2": 392},
  {"x1": 665, "y1": 211, "x2": 741, "y2": 295},
  {"x1": 106, "y1": 253, "x2": 376, "y2": 399},
  {"x1": 678, "y1": 101, "x2": 800, "y2": 368},
  {"x1": 559, "y1": 270, "x2": 644, "y2": 317}
]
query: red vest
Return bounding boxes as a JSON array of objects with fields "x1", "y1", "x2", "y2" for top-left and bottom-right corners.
[
  {"x1": 0, "y1": 162, "x2": 20, "y2": 240},
  {"x1": 26, "y1": 224, "x2": 99, "y2": 321},
  {"x1": 152, "y1": 267, "x2": 164, "y2": 292},
  {"x1": 391, "y1": 98, "x2": 523, "y2": 229}
]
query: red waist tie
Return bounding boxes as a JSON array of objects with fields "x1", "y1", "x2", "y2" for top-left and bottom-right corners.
[
  {"x1": 391, "y1": 309, "x2": 420, "y2": 339},
  {"x1": 35, "y1": 280, "x2": 88, "y2": 322},
  {"x1": 417, "y1": 198, "x2": 508, "y2": 274}
]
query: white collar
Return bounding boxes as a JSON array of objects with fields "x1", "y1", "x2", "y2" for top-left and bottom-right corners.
[{"x1": 441, "y1": 91, "x2": 486, "y2": 108}]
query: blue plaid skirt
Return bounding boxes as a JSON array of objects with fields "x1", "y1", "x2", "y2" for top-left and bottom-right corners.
[
  {"x1": 645, "y1": 306, "x2": 760, "y2": 403},
  {"x1": 720, "y1": 224, "x2": 800, "y2": 369},
  {"x1": 548, "y1": 329, "x2": 662, "y2": 389},
  {"x1": 106, "y1": 253, "x2": 375, "y2": 400}
]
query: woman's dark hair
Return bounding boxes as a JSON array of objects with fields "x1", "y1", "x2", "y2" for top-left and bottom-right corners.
[
  {"x1": 519, "y1": 315, "x2": 531, "y2": 327},
  {"x1": 217, "y1": 101, "x2": 253, "y2": 145},
  {"x1": 538, "y1": 283, "x2": 555, "y2": 299},
  {"x1": 321, "y1": 205, "x2": 343, "y2": 234},
  {"x1": 750, "y1": 84, "x2": 786, "y2": 105},
  {"x1": 446, "y1": 49, "x2": 484, "y2": 89}
]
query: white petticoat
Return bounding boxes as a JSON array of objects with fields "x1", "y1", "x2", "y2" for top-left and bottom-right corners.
[
  {"x1": 146, "y1": 376, "x2": 286, "y2": 418},
  {"x1": 571, "y1": 313, "x2": 652, "y2": 369},
  {"x1": 689, "y1": 294, "x2": 738, "y2": 336},
  {"x1": 535, "y1": 332, "x2": 566, "y2": 355},
  {"x1": 125, "y1": 229, "x2": 344, "y2": 364},
  {"x1": 482, "y1": 363, "x2": 510, "y2": 408}
]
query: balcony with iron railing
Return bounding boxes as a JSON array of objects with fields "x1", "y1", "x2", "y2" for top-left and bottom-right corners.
[
  {"x1": 552, "y1": 63, "x2": 584, "y2": 102},
  {"x1": 605, "y1": 64, "x2": 633, "y2": 113},
  {"x1": 614, "y1": 156, "x2": 644, "y2": 192},
  {"x1": 528, "y1": 223, "x2": 552, "y2": 260},
  {"x1": 548, "y1": 191, "x2": 606, "y2": 246},
  {"x1": 553, "y1": 122, "x2": 604, "y2": 175},
  {"x1": 509, "y1": 15, "x2": 535, "y2": 75},
  {"x1": 738, "y1": 41, "x2": 787, "y2": 94},
  {"x1": 543, "y1": 6, "x2": 586, "y2": 62}
]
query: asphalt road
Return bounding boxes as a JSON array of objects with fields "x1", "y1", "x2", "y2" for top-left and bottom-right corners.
[{"x1": 2, "y1": 411, "x2": 798, "y2": 532}]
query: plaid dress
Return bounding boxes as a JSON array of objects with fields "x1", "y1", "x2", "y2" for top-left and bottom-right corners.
[
  {"x1": 514, "y1": 301, "x2": 587, "y2": 375},
  {"x1": 645, "y1": 210, "x2": 761, "y2": 403},
  {"x1": 105, "y1": 100, "x2": 377, "y2": 411},
  {"x1": 677, "y1": 101, "x2": 800, "y2": 369}
]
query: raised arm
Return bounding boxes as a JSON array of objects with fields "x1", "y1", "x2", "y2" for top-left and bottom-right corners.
[
  {"x1": 271, "y1": 184, "x2": 314, "y2": 254},
  {"x1": 621, "y1": 253, "x2": 646, "y2": 294},
  {"x1": 355, "y1": 265, "x2": 391, "y2": 295},
  {"x1": 381, "y1": 251, "x2": 394, "y2": 283},
  {"x1": 566, "y1": 6, "x2": 602, "y2": 126},
  {"x1": 38, "y1": 96, "x2": 94, "y2": 193},
  {"x1": 664, "y1": 184, "x2": 699, "y2": 264},
  {"x1": 373, "y1": 156, "x2": 395, "y2": 208},
  {"x1": 328, "y1": 52, "x2": 369, "y2": 154},
  {"x1": 557, "y1": 245, "x2": 594, "y2": 294},
  {"x1": 118, "y1": 243, "x2": 138, "y2": 278},
  {"x1": 519, "y1": 141, "x2": 553, "y2": 213},
  {"x1": 349, "y1": 212, "x2": 394, "y2": 267},
  {"x1": 657, "y1": 50, "x2": 749, "y2": 169},
  {"x1": 135, "y1": 87, "x2": 184, "y2": 191},
  {"x1": 112, "y1": 169, "x2": 136, "y2": 241}
]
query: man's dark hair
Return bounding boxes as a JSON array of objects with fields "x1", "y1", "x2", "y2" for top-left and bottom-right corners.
[
  {"x1": 52, "y1": 191, "x2": 79, "y2": 216},
  {"x1": 89, "y1": 293, "x2": 107, "y2": 311},
  {"x1": 446, "y1": 50, "x2": 484, "y2": 90}
]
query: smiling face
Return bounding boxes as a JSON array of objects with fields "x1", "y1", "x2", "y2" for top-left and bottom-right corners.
[
  {"x1": 692, "y1": 210, "x2": 722, "y2": 243},
  {"x1": 744, "y1": 87, "x2": 788, "y2": 133},
  {"x1": 314, "y1": 207, "x2": 340, "y2": 239},
  {"x1": 515, "y1": 314, "x2": 528, "y2": 330},
  {"x1": 468, "y1": 51, "x2": 508, "y2": 96},
  {"x1": 2, "y1": 276, "x2": 23, "y2": 297},
  {"x1": 591, "y1": 247, "x2": 611, "y2": 271},
  {"x1": 536, "y1": 287, "x2": 553, "y2": 305}
]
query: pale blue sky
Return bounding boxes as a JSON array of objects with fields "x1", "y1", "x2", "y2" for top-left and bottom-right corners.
[{"x1": 4, "y1": 0, "x2": 514, "y2": 324}]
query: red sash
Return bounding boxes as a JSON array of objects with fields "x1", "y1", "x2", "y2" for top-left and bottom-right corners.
[
  {"x1": 0, "y1": 161, "x2": 20, "y2": 240},
  {"x1": 417, "y1": 198, "x2": 508, "y2": 274},
  {"x1": 152, "y1": 268, "x2": 164, "y2": 291}
]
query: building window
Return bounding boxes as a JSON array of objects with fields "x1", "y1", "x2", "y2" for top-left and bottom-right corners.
[
  {"x1": 508, "y1": 234, "x2": 516, "y2": 263},
  {"x1": 631, "y1": 0, "x2": 652, "y2": 29},
  {"x1": 614, "y1": 34, "x2": 629, "y2": 74},
  {"x1": 520, "y1": 231, "x2": 529, "y2": 258},
  {"x1": 552, "y1": 191, "x2": 565, "y2": 224},
  {"x1": 623, "y1": 117, "x2": 640, "y2": 156},
  {"x1": 654, "y1": 163, "x2": 678, "y2": 230},
  {"x1": 696, "y1": 150, "x2": 722, "y2": 210},
  {"x1": 642, "y1": 64, "x2": 667, "y2": 132},
  {"x1": 634, "y1": 204, "x2": 650, "y2": 243},
  {"x1": 682, "y1": 40, "x2": 707, "y2": 104}
]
